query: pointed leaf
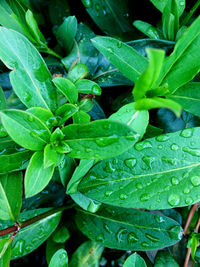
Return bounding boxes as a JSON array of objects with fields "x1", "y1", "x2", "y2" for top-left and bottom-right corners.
[
  {"x1": 133, "y1": 20, "x2": 162, "y2": 39},
  {"x1": 49, "y1": 249, "x2": 68, "y2": 267},
  {"x1": 150, "y1": 0, "x2": 185, "y2": 16},
  {"x1": 75, "y1": 79, "x2": 102, "y2": 95},
  {"x1": 44, "y1": 144, "x2": 58, "y2": 168},
  {"x1": 123, "y1": 253, "x2": 147, "y2": 267}
]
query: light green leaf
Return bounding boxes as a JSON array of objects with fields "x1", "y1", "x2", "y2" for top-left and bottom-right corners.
[
  {"x1": 27, "y1": 107, "x2": 55, "y2": 128},
  {"x1": 169, "y1": 82, "x2": 200, "y2": 117},
  {"x1": 0, "y1": 238, "x2": 12, "y2": 267},
  {"x1": 72, "y1": 110, "x2": 91, "y2": 124},
  {"x1": 49, "y1": 249, "x2": 68, "y2": 267},
  {"x1": 0, "y1": 110, "x2": 51, "y2": 150},
  {"x1": 55, "y1": 103, "x2": 79, "y2": 126},
  {"x1": 150, "y1": 0, "x2": 185, "y2": 16},
  {"x1": 25, "y1": 151, "x2": 55, "y2": 197},
  {"x1": 44, "y1": 144, "x2": 58, "y2": 168},
  {"x1": 46, "y1": 236, "x2": 65, "y2": 265},
  {"x1": 69, "y1": 240, "x2": 104, "y2": 267},
  {"x1": 134, "y1": 97, "x2": 182, "y2": 117},
  {"x1": 58, "y1": 155, "x2": 76, "y2": 187},
  {"x1": 133, "y1": 48, "x2": 165, "y2": 101},
  {"x1": 0, "y1": 172, "x2": 22, "y2": 221},
  {"x1": 53, "y1": 77, "x2": 78, "y2": 104},
  {"x1": 56, "y1": 16, "x2": 77, "y2": 53},
  {"x1": 75, "y1": 79, "x2": 102, "y2": 95},
  {"x1": 52, "y1": 226, "x2": 70, "y2": 243},
  {"x1": 62, "y1": 119, "x2": 139, "y2": 159},
  {"x1": 123, "y1": 253, "x2": 147, "y2": 267},
  {"x1": 133, "y1": 20, "x2": 162, "y2": 39},
  {"x1": 76, "y1": 206, "x2": 183, "y2": 250},
  {"x1": 91, "y1": 37, "x2": 148, "y2": 83},
  {"x1": 0, "y1": 86, "x2": 6, "y2": 110},
  {"x1": 109, "y1": 103, "x2": 149, "y2": 139},
  {"x1": 67, "y1": 64, "x2": 89, "y2": 83},
  {"x1": 79, "y1": 127, "x2": 200, "y2": 209},
  {"x1": 0, "y1": 27, "x2": 57, "y2": 111},
  {"x1": 11, "y1": 208, "x2": 62, "y2": 259}
]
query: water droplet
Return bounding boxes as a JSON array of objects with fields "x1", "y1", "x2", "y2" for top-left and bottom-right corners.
[
  {"x1": 85, "y1": 148, "x2": 92, "y2": 153},
  {"x1": 141, "y1": 241, "x2": 149, "y2": 247},
  {"x1": 96, "y1": 135, "x2": 118, "y2": 147},
  {"x1": 95, "y1": 3, "x2": 100, "y2": 11},
  {"x1": 117, "y1": 41, "x2": 122, "y2": 48},
  {"x1": 13, "y1": 239, "x2": 25, "y2": 257},
  {"x1": 158, "y1": 145, "x2": 163, "y2": 149},
  {"x1": 104, "y1": 162, "x2": 116, "y2": 173},
  {"x1": 0, "y1": 126, "x2": 7, "y2": 138},
  {"x1": 127, "y1": 232, "x2": 138, "y2": 243},
  {"x1": 155, "y1": 215, "x2": 165, "y2": 223},
  {"x1": 119, "y1": 194, "x2": 128, "y2": 200},
  {"x1": 179, "y1": 1, "x2": 184, "y2": 6},
  {"x1": 161, "y1": 156, "x2": 178, "y2": 165},
  {"x1": 102, "y1": 7, "x2": 107, "y2": 16},
  {"x1": 134, "y1": 141, "x2": 152, "y2": 151},
  {"x1": 105, "y1": 190, "x2": 113, "y2": 197},
  {"x1": 116, "y1": 228, "x2": 128, "y2": 243},
  {"x1": 168, "y1": 225, "x2": 183, "y2": 240},
  {"x1": 171, "y1": 144, "x2": 180, "y2": 151},
  {"x1": 145, "y1": 233, "x2": 159, "y2": 242},
  {"x1": 140, "y1": 193, "x2": 150, "y2": 202},
  {"x1": 24, "y1": 92, "x2": 32, "y2": 102},
  {"x1": 171, "y1": 177, "x2": 179, "y2": 185},
  {"x1": 183, "y1": 187, "x2": 190, "y2": 194},
  {"x1": 27, "y1": 114, "x2": 34, "y2": 122},
  {"x1": 91, "y1": 84, "x2": 101, "y2": 94},
  {"x1": 142, "y1": 156, "x2": 154, "y2": 169},
  {"x1": 104, "y1": 224, "x2": 112, "y2": 233},
  {"x1": 136, "y1": 183, "x2": 143, "y2": 189},
  {"x1": 191, "y1": 176, "x2": 200, "y2": 186},
  {"x1": 124, "y1": 158, "x2": 137, "y2": 168},
  {"x1": 112, "y1": 159, "x2": 118, "y2": 164},
  {"x1": 107, "y1": 47, "x2": 114, "y2": 53},
  {"x1": 156, "y1": 134, "x2": 170, "y2": 142},
  {"x1": 87, "y1": 200, "x2": 101, "y2": 213},
  {"x1": 164, "y1": 185, "x2": 170, "y2": 191},
  {"x1": 103, "y1": 122, "x2": 111, "y2": 130},
  {"x1": 168, "y1": 194, "x2": 181, "y2": 206},
  {"x1": 25, "y1": 245, "x2": 33, "y2": 253},
  {"x1": 185, "y1": 197, "x2": 193, "y2": 204},
  {"x1": 180, "y1": 128, "x2": 193, "y2": 138},
  {"x1": 96, "y1": 233, "x2": 104, "y2": 242},
  {"x1": 183, "y1": 147, "x2": 200, "y2": 157}
]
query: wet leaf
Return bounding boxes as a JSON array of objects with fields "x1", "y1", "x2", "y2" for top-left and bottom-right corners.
[{"x1": 123, "y1": 252, "x2": 147, "y2": 267}]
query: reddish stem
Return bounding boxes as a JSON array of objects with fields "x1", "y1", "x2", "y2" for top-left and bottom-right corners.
[{"x1": 184, "y1": 202, "x2": 199, "y2": 235}]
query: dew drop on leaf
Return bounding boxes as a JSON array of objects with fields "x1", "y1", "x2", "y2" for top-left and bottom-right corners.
[
  {"x1": 13, "y1": 239, "x2": 25, "y2": 257},
  {"x1": 141, "y1": 241, "x2": 149, "y2": 247},
  {"x1": 117, "y1": 41, "x2": 122, "y2": 48},
  {"x1": 124, "y1": 158, "x2": 137, "y2": 168},
  {"x1": 136, "y1": 183, "x2": 143, "y2": 189},
  {"x1": 171, "y1": 144, "x2": 180, "y2": 151},
  {"x1": 171, "y1": 177, "x2": 179, "y2": 185},
  {"x1": 24, "y1": 92, "x2": 32, "y2": 102},
  {"x1": 127, "y1": 232, "x2": 138, "y2": 243},
  {"x1": 145, "y1": 233, "x2": 159, "y2": 242},
  {"x1": 142, "y1": 156, "x2": 154, "y2": 169},
  {"x1": 168, "y1": 226, "x2": 183, "y2": 240},
  {"x1": 87, "y1": 200, "x2": 101, "y2": 213},
  {"x1": 119, "y1": 194, "x2": 128, "y2": 200},
  {"x1": 104, "y1": 162, "x2": 116, "y2": 173},
  {"x1": 180, "y1": 128, "x2": 194, "y2": 138},
  {"x1": 95, "y1": 3, "x2": 100, "y2": 11},
  {"x1": 156, "y1": 134, "x2": 170, "y2": 142},
  {"x1": 183, "y1": 147, "x2": 200, "y2": 157},
  {"x1": 105, "y1": 190, "x2": 113, "y2": 197},
  {"x1": 154, "y1": 215, "x2": 165, "y2": 223},
  {"x1": 104, "y1": 224, "x2": 112, "y2": 233},
  {"x1": 107, "y1": 47, "x2": 114, "y2": 54},
  {"x1": 27, "y1": 114, "x2": 34, "y2": 122},
  {"x1": 190, "y1": 176, "x2": 200, "y2": 186},
  {"x1": 140, "y1": 193, "x2": 150, "y2": 202},
  {"x1": 168, "y1": 194, "x2": 181, "y2": 206},
  {"x1": 185, "y1": 197, "x2": 193, "y2": 204},
  {"x1": 183, "y1": 187, "x2": 190, "y2": 194},
  {"x1": 115, "y1": 228, "x2": 128, "y2": 242},
  {"x1": 134, "y1": 141, "x2": 152, "y2": 151},
  {"x1": 96, "y1": 233, "x2": 104, "y2": 242}
]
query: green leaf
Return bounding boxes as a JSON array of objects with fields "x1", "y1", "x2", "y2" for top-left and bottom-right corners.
[
  {"x1": 56, "y1": 16, "x2": 77, "y2": 53},
  {"x1": 73, "y1": 110, "x2": 91, "y2": 124},
  {"x1": 25, "y1": 151, "x2": 55, "y2": 198},
  {"x1": 0, "y1": 86, "x2": 6, "y2": 110},
  {"x1": 91, "y1": 37, "x2": 148, "y2": 83},
  {"x1": 27, "y1": 107, "x2": 55, "y2": 128},
  {"x1": 76, "y1": 206, "x2": 183, "y2": 250},
  {"x1": 156, "y1": 16, "x2": 200, "y2": 93},
  {"x1": 0, "y1": 148, "x2": 32, "y2": 174},
  {"x1": 134, "y1": 97, "x2": 182, "y2": 117},
  {"x1": 109, "y1": 103, "x2": 149, "y2": 139},
  {"x1": 0, "y1": 238, "x2": 12, "y2": 267},
  {"x1": 169, "y1": 82, "x2": 200, "y2": 117},
  {"x1": 150, "y1": 0, "x2": 185, "y2": 16},
  {"x1": 58, "y1": 155, "x2": 76, "y2": 187},
  {"x1": 82, "y1": 0, "x2": 132, "y2": 36},
  {"x1": 0, "y1": 27, "x2": 57, "y2": 111},
  {"x1": 62, "y1": 119, "x2": 139, "y2": 159},
  {"x1": 154, "y1": 251, "x2": 179, "y2": 266},
  {"x1": 69, "y1": 240, "x2": 104, "y2": 267},
  {"x1": 79, "y1": 127, "x2": 200, "y2": 209},
  {"x1": 123, "y1": 253, "x2": 147, "y2": 267},
  {"x1": 0, "y1": 110, "x2": 51, "y2": 150},
  {"x1": 133, "y1": 48, "x2": 165, "y2": 101},
  {"x1": 49, "y1": 249, "x2": 68, "y2": 267},
  {"x1": 55, "y1": 141, "x2": 71, "y2": 154},
  {"x1": 0, "y1": 172, "x2": 22, "y2": 221},
  {"x1": 133, "y1": 20, "x2": 162, "y2": 39},
  {"x1": 11, "y1": 208, "x2": 62, "y2": 259},
  {"x1": 55, "y1": 103, "x2": 79, "y2": 126},
  {"x1": 71, "y1": 193, "x2": 101, "y2": 213},
  {"x1": 53, "y1": 77, "x2": 78, "y2": 104},
  {"x1": 75, "y1": 79, "x2": 102, "y2": 95},
  {"x1": 79, "y1": 99, "x2": 94, "y2": 113},
  {"x1": 67, "y1": 64, "x2": 89, "y2": 83},
  {"x1": 44, "y1": 144, "x2": 58, "y2": 168},
  {"x1": 46, "y1": 236, "x2": 65, "y2": 265},
  {"x1": 52, "y1": 226, "x2": 70, "y2": 243}
]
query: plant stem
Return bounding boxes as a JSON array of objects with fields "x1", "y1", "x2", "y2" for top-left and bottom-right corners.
[
  {"x1": 181, "y1": 0, "x2": 200, "y2": 27},
  {"x1": 183, "y1": 202, "x2": 198, "y2": 235}
]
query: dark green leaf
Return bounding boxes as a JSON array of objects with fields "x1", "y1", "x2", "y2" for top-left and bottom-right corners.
[
  {"x1": 0, "y1": 86, "x2": 6, "y2": 110},
  {"x1": 48, "y1": 0, "x2": 70, "y2": 26},
  {"x1": 154, "y1": 251, "x2": 179, "y2": 266},
  {"x1": 75, "y1": 79, "x2": 101, "y2": 95},
  {"x1": 49, "y1": 249, "x2": 68, "y2": 267},
  {"x1": 133, "y1": 20, "x2": 162, "y2": 39},
  {"x1": 0, "y1": 110, "x2": 51, "y2": 150},
  {"x1": 79, "y1": 127, "x2": 200, "y2": 209},
  {"x1": 123, "y1": 253, "x2": 147, "y2": 267},
  {"x1": 52, "y1": 226, "x2": 70, "y2": 243},
  {"x1": 62, "y1": 120, "x2": 139, "y2": 159},
  {"x1": 25, "y1": 151, "x2": 55, "y2": 197},
  {"x1": 76, "y1": 206, "x2": 183, "y2": 250}
]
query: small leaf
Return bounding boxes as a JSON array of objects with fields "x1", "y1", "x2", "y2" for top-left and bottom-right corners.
[
  {"x1": 123, "y1": 253, "x2": 147, "y2": 267},
  {"x1": 75, "y1": 79, "x2": 102, "y2": 95},
  {"x1": 67, "y1": 64, "x2": 89, "y2": 83},
  {"x1": 76, "y1": 206, "x2": 183, "y2": 250},
  {"x1": 25, "y1": 151, "x2": 55, "y2": 198},
  {"x1": 58, "y1": 155, "x2": 76, "y2": 187},
  {"x1": 44, "y1": 144, "x2": 58, "y2": 168},
  {"x1": 62, "y1": 119, "x2": 139, "y2": 159},
  {"x1": 133, "y1": 20, "x2": 162, "y2": 39},
  {"x1": 0, "y1": 110, "x2": 51, "y2": 150},
  {"x1": 52, "y1": 226, "x2": 70, "y2": 243},
  {"x1": 154, "y1": 250, "x2": 179, "y2": 266},
  {"x1": 49, "y1": 249, "x2": 68, "y2": 267},
  {"x1": 55, "y1": 141, "x2": 71, "y2": 154},
  {"x1": 55, "y1": 103, "x2": 79, "y2": 125},
  {"x1": 73, "y1": 110, "x2": 91, "y2": 124},
  {"x1": 0, "y1": 172, "x2": 22, "y2": 221},
  {"x1": 46, "y1": 236, "x2": 65, "y2": 265},
  {"x1": 150, "y1": 0, "x2": 185, "y2": 16},
  {"x1": 53, "y1": 77, "x2": 78, "y2": 104}
]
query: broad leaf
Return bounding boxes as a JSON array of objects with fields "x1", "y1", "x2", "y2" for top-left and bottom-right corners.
[
  {"x1": 49, "y1": 249, "x2": 68, "y2": 267},
  {"x1": 169, "y1": 82, "x2": 200, "y2": 117},
  {"x1": 11, "y1": 208, "x2": 62, "y2": 259},
  {"x1": 76, "y1": 206, "x2": 183, "y2": 250},
  {"x1": 25, "y1": 151, "x2": 55, "y2": 197},
  {"x1": 1, "y1": 110, "x2": 51, "y2": 150},
  {"x1": 123, "y1": 253, "x2": 147, "y2": 267},
  {"x1": 62, "y1": 120, "x2": 139, "y2": 159},
  {"x1": 69, "y1": 240, "x2": 104, "y2": 267},
  {"x1": 0, "y1": 27, "x2": 57, "y2": 111},
  {"x1": 79, "y1": 127, "x2": 200, "y2": 209},
  {"x1": 92, "y1": 37, "x2": 148, "y2": 83},
  {"x1": 0, "y1": 172, "x2": 22, "y2": 221},
  {"x1": 0, "y1": 238, "x2": 12, "y2": 267}
]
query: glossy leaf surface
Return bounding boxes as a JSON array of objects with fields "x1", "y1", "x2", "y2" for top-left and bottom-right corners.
[
  {"x1": 79, "y1": 127, "x2": 200, "y2": 209},
  {"x1": 49, "y1": 248, "x2": 68, "y2": 267},
  {"x1": 150, "y1": 0, "x2": 185, "y2": 16},
  {"x1": 62, "y1": 120, "x2": 139, "y2": 159},
  {"x1": 76, "y1": 206, "x2": 183, "y2": 250},
  {"x1": 0, "y1": 27, "x2": 57, "y2": 111},
  {"x1": 123, "y1": 253, "x2": 147, "y2": 267},
  {"x1": 154, "y1": 250, "x2": 179, "y2": 266},
  {"x1": 0, "y1": 238, "x2": 12, "y2": 267}
]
